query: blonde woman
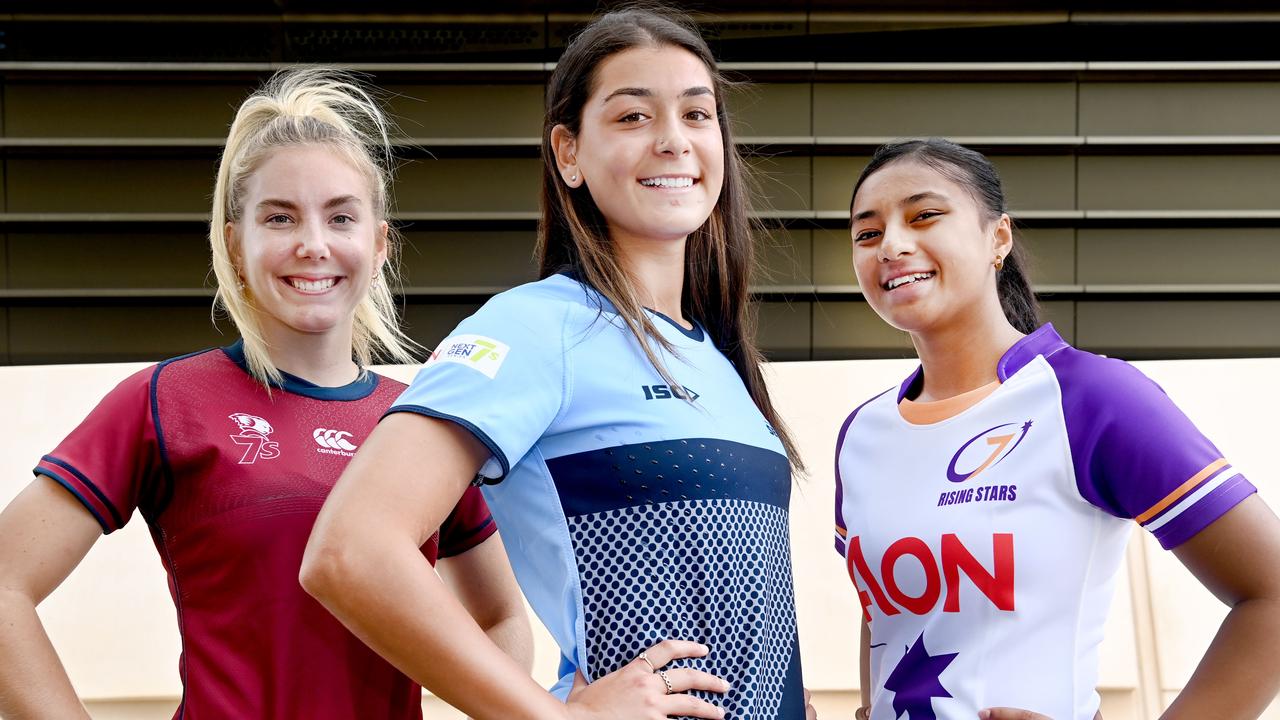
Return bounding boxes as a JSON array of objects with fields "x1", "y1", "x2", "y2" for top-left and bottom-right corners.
[{"x1": 0, "y1": 69, "x2": 529, "y2": 719}]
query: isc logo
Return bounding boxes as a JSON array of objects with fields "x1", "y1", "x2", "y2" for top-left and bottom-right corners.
[
  {"x1": 641, "y1": 384, "x2": 699, "y2": 401},
  {"x1": 846, "y1": 533, "x2": 1014, "y2": 621}
]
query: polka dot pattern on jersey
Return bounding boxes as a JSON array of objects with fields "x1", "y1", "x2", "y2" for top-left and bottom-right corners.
[{"x1": 567, "y1": 498, "x2": 798, "y2": 720}]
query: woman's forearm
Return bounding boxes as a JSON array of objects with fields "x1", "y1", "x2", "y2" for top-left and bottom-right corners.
[
  {"x1": 0, "y1": 589, "x2": 91, "y2": 720},
  {"x1": 1162, "y1": 597, "x2": 1280, "y2": 719},
  {"x1": 301, "y1": 532, "x2": 566, "y2": 720}
]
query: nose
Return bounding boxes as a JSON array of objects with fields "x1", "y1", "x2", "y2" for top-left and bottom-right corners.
[
  {"x1": 295, "y1": 218, "x2": 331, "y2": 260},
  {"x1": 877, "y1": 222, "x2": 915, "y2": 263},
  {"x1": 654, "y1": 113, "x2": 692, "y2": 157}
]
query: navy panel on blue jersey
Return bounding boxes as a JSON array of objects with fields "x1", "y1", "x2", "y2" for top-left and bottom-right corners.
[{"x1": 547, "y1": 438, "x2": 791, "y2": 517}]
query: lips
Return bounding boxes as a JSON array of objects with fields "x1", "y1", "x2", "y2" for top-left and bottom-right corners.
[
  {"x1": 638, "y1": 175, "x2": 698, "y2": 189},
  {"x1": 284, "y1": 276, "x2": 341, "y2": 293},
  {"x1": 883, "y1": 271, "x2": 936, "y2": 291}
]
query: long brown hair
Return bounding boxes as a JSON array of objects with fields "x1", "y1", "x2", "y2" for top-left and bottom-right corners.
[{"x1": 539, "y1": 6, "x2": 804, "y2": 473}]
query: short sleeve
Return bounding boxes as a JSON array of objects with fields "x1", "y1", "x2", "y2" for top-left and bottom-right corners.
[
  {"x1": 1050, "y1": 350, "x2": 1256, "y2": 549},
  {"x1": 438, "y1": 485, "x2": 498, "y2": 558},
  {"x1": 33, "y1": 366, "x2": 163, "y2": 534},
  {"x1": 387, "y1": 291, "x2": 569, "y2": 483}
]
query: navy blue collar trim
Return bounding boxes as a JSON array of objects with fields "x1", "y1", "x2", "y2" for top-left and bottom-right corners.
[
  {"x1": 646, "y1": 308, "x2": 704, "y2": 341},
  {"x1": 897, "y1": 322, "x2": 1067, "y2": 402},
  {"x1": 554, "y1": 269, "x2": 704, "y2": 342},
  {"x1": 221, "y1": 339, "x2": 379, "y2": 401}
]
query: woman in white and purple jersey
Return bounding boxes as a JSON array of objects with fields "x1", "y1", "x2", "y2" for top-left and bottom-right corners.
[{"x1": 835, "y1": 138, "x2": 1280, "y2": 720}]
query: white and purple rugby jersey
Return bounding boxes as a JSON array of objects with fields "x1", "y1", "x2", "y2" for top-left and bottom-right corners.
[
  {"x1": 834, "y1": 324, "x2": 1255, "y2": 720},
  {"x1": 390, "y1": 273, "x2": 806, "y2": 719}
]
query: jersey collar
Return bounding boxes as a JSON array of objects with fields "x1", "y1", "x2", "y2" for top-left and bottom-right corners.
[
  {"x1": 554, "y1": 269, "x2": 706, "y2": 343},
  {"x1": 221, "y1": 339, "x2": 379, "y2": 401},
  {"x1": 897, "y1": 323, "x2": 1068, "y2": 402}
]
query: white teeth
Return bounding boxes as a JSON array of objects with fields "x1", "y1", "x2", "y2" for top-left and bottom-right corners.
[
  {"x1": 289, "y1": 277, "x2": 336, "y2": 292},
  {"x1": 885, "y1": 272, "x2": 935, "y2": 290},
  {"x1": 640, "y1": 176, "x2": 694, "y2": 188}
]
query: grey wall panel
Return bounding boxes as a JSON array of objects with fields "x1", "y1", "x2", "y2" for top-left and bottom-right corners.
[
  {"x1": 755, "y1": 229, "x2": 812, "y2": 287},
  {"x1": 9, "y1": 306, "x2": 229, "y2": 364},
  {"x1": 811, "y1": 229, "x2": 853, "y2": 287},
  {"x1": 1078, "y1": 228, "x2": 1280, "y2": 285},
  {"x1": 814, "y1": 83, "x2": 1077, "y2": 138},
  {"x1": 1022, "y1": 228, "x2": 1075, "y2": 286},
  {"x1": 9, "y1": 232, "x2": 210, "y2": 288},
  {"x1": 749, "y1": 156, "x2": 811, "y2": 212},
  {"x1": 1078, "y1": 156, "x2": 1280, "y2": 211},
  {"x1": 0, "y1": 234, "x2": 8, "y2": 288},
  {"x1": 812, "y1": 300, "x2": 914, "y2": 360},
  {"x1": 401, "y1": 303, "x2": 483, "y2": 350},
  {"x1": 1039, "y1": 301, "x2": 1075, "y2": 344},
  {"x1": 1077, "y1": 301, "x2": 1280, "y2": 358},
  {"x1": 758, "y1": 300, "x2": 811, "y2": 362},
  {"x1": 383, "y1": 84, "x2": 544, "y2": 139},
  {"x1": 7, "y1": 158, "x2": 215, "y2": 213},
  {"x1": 1079, "y1": 82, "x2": 1280, "y2": 137},
  {"x1": 395, "y1": 158, "x2": 540, "y2": 213},
  {"x1": 815, "y1": 155, "x2": 1075, "y2": 213},
  {"x1": 399, "y1": 231, "x2": 538, "y2": 288},
  {"x1": 4, "y1": 83, "x2": 251, "y2": 137},
  {"x1": 731, "y1": 83, "x2": 812, "y2": 138}
]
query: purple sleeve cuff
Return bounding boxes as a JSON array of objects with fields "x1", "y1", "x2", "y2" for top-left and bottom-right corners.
[{"x1": 1151, "y1": 474, "x2": 1256, "y2": 550}]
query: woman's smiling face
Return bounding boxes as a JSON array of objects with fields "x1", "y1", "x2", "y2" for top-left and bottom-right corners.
[
  {"x1": 850, "y1": 160, "x2": 1012, "y2": 336},
  {"x1": 559, "y1": 44, "x2": 725, "y2": 246},
  {"x1": 230, "y1": 143, "x2": 387, "y2": 346}
]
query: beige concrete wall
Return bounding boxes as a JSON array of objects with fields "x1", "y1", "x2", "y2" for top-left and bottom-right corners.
[{"x1": 2, "y1": 357, "x2": 1277, "y2": 718}]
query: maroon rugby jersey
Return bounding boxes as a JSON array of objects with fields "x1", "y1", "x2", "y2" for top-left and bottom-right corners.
[{"x1": 34, "y1": 341, "x2": 495, "y2": 719}]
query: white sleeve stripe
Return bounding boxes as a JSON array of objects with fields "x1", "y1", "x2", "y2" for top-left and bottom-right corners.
[{"x1": 1141, "y1": 468, "x2": 1236, "y2": 533}]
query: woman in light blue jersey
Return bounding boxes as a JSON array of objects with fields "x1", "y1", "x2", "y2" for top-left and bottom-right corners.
[{"x1": 302, "y1": 7, "x2": 815, "y2": 720}]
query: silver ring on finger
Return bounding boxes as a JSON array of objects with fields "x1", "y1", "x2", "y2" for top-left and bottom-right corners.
[
  {"x1": 639, "y1": 651, "x2": 656, "y2": 673},
  {"x1": 658, "y1": 669, "x2": 674, "y2": 695}
]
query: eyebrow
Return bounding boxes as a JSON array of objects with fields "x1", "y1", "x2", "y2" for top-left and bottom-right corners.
[
  {"x1": 601, "y1": 86, "x2": 714, "y2": 104},
  {"x1": 851, "y1": 191, "x2": 951, "y2": 222},
  {"x1": 256, "y1": 195, "x2": 363, "y2": 212}
]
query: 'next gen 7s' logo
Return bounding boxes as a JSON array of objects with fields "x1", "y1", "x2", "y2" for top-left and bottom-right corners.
[{"x1": 228, "y1": 413, "x2": 281, "y2": 464}]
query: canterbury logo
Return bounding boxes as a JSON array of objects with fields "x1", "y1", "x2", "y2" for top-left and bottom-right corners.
[{"x1": 313, "y1": 428, "x2": 358, "y2": 452}]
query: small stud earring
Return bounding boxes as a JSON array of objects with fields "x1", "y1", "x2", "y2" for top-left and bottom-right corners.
[
  {"x1": 569, "y1": 174, "x2": 578, "y2": 183},
  {"x1": 994, "y1": 255, "x2": 1005, "y2": 271}
]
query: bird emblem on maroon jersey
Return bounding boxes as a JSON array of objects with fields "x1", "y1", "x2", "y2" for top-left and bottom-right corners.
[{"x1": 228, "y1": 413, "x2": 281, "y2": 464}]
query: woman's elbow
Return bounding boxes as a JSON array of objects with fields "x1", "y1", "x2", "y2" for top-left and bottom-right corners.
[{"x1": 299, "y1": 528, "x2": 353, "y2": 605}]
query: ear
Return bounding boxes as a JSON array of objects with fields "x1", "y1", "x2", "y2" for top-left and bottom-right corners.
[
  {"x1": 992, "y1": 213, "x2": 1014, "y2": 262},
  {"x1": 374, "y1": 220, "x2": 389, "y2": 276},
  {"x1": 550, "y1": 124, "x2": 582, "y2": 188},
  {"x1": 224, "y1": 221, "x2": 244, "y2": 278}
]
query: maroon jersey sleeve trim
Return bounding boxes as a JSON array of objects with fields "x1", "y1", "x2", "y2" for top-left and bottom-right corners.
[
  {"x1": 34, "y1": 461, "x2": 115, "y2": 533},
  {"x1": 438, "y1": 515, "x2": 497, "y2": 559}
]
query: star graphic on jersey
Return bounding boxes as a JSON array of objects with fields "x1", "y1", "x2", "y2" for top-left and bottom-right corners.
[
  {"x1": 1021, "y1": 419, "x2": 1034, "y2": 433},
  {"x1": 883, "y1": 633, "x2": 958, "y2": 720}
]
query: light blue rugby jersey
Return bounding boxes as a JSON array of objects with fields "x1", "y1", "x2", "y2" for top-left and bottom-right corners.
[{"x1": 389, "y1": 272, "x2": 806, "y2": 719}]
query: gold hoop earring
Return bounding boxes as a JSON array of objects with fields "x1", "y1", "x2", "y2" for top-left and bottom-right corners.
[{"x1": 994, "y1": 255, "x2": 1005, "y2": 271}]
